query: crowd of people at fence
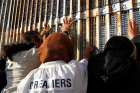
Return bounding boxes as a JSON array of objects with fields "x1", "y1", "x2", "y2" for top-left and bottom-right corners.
[{"x1": 0, "y1": 17, "x2": 140, "y2": 93}]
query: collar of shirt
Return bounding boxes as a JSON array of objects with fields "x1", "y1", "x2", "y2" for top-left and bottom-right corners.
[{"x1": 39, "y1": 60, "x2": 66, "y2": 68}]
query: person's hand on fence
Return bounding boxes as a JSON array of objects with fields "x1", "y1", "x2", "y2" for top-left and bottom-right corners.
[
  {"x1": 43, "y1": 23, "x2": 51, "y2": 32},
  {"x1": 61, "y1": 17, "x2": 74, "y2": 33},
  {"x1": 41, "y1": 24, "x2": 51, "y2": 35},
  {"x1": 40, "y1": 23, "x2": 52, "y2": 41}
]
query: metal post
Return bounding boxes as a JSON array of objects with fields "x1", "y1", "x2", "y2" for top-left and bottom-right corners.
[
  {"x1": 76, "y1": 0, "x2": 81, "y2": 60},
  {"x1": 34, "y1": 0, "x2": 38, "y2": 27},
  {"x1": 69, "y1": 0, "x2": 72, "y2": 17},
  {"x1": 15, "y1": 0, "x2": 22, "y2": 43},
  {"x1": 86, "y1": 0, "x2": 90, "y2": 47},
  {"x1": 105, "y1": 14, "x2": 110, "y2": 41},
  {"x1": 0, "y1": 0, "x2": 8, "y2": 45},
  {"x1": 49, "y1": 0, "x2": 54, "y2": 27},
  {"x1": 105, "y1": 0, "x2": 110, "y2": 41},
  {"x1": 8, "y1": 0, "x2": 16, "y2": 44},
  {"x1": 117, "y1": 12, "x2": 122, "y2": 35},
  {"x1": 95, "y1": 16, "x2": 100, "y2": 48},
  {"x1": 44, "y1": 0, "x2": 48, "y2": 24},
  {"x1": 12, "y1": 0, "x2": 20, "y2": 43},
  {"x1": 0, "y1": 0, "x2": 4, "y2": 24},
  {"x1": 63, "y1": 0, "x2": 66, "y2": 17},
  {"x1": 38, "y1": 0, "x2": 43, "y2": 32},
  {"x1": 5, "y1": 0, "x2": 13, "y2": 45},
  {"x1": 19, "y1": 0, "x2": 26, "y2": 43},
  {"x1": 24, "y1": 0, "x2": 30, "y2": 32},
  {"x1": 55, "y1": 0, "x2": 59, "y2": 32},
  {"x1": 28, "y1": 0, "x2": 34, "y2": 31}
]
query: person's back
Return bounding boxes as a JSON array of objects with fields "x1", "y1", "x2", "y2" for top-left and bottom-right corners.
[
  {"x1": 88, "y1": 36, "x2": 140, "y2": 93},
  {"x1": 4, "y1": 31, "x2": 41, "y2": 93},
  {"x1": 17, "y1": 33, "x2": 87, "y2": 93},
  {"x1": 17, "y1": 60, "x2": 87, "y2": 93},
  {"x1": 5, "y1": 47, "x2": 40, "y2": 90}
]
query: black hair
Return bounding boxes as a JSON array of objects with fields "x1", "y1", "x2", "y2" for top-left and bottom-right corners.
[
  {"x1": 3, "y1": 31, "x2": 42, "y2": 60},
  {"x1": 22, "y1": 31, "x2": 42, "y2": 47},
  {"x1": 87, "y1": 36, "x2": 136, "y2": 92},
  {"x1": 104, "y1": 36, "x2": 134, "y2": 57}
]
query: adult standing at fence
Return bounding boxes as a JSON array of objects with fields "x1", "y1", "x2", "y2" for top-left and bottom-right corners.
[
  {"x1": 17, "y1": 18, "x2": 88, "y2": 93},
  {"x1": 3, "y1": 30, "x2": 42, "y2": 93}
]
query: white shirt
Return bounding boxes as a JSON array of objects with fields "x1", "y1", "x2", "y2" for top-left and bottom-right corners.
[
  {"x1": 3, "y1": 48, "x2": 40, "y2": 93},
  {"x1": 17, "y1": 59, "x2": 88, "y2": 93}
]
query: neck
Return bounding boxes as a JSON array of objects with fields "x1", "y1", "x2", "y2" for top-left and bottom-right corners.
[{"x1": 43, "y1": 56, "x2": 69, "y2": 63}]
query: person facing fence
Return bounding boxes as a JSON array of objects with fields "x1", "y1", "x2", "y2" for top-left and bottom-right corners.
[
  {"x1": 3, "y1": 30, "x2": 42, "y2": 93},
  {"x1": 87, "y1": 36, "x2": 140, "y2": 93},
  {"x1": 17, "y1": 32, "x2": 88, "y2": 93}
]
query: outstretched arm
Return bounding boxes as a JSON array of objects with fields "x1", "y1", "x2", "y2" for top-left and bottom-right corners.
[
  {"x1": 128, "y1": 20, "x2": 140, "y2": 62},
  {"x1": 128, "y1": 20, "x2": 139, "y2": 39}
]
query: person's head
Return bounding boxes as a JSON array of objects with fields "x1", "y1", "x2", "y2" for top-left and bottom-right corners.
[
  {"x1": 88, "y1": 36, "x2": 137, "y2": 91},
  {"x1": 104, "y1": 36, "x2": 135, "y2": 58},
  {"x1": 22, "y1": 30, "x2": 42, "y2": 48},
  {"x1": 103, "y1": 36, "x2": 136, "y2": 81},
  {"x1": 39, "y1": 32, "x2": 74, "y2": 63}
]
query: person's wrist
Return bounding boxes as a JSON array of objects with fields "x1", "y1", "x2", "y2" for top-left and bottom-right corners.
[
  {"x1": 64, "y1": 31, "x2": 69, "y2": 34},
  {"x1": 62, "y1": 31, "x2": 70, "y2": 36},
  {"x1": 62, "y1": 28, "x2": 70, "y2": 32}
]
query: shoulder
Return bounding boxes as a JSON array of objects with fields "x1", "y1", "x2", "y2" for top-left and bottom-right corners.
[
  {"x1": 17, "y1": 68, "x2": 38, "y2": 88},
  {"x1": 20, "y1": 68, "x2": 38, "y2": 82},
  {"x1": 68, "y1": 59, "x2": 88, "y2": 67}
]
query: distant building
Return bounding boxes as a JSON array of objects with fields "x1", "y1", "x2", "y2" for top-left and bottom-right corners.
[{"x1": 0, "y1": 0, "x2": 140, "y2": 59}]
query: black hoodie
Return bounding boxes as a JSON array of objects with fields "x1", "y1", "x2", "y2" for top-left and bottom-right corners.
[{"x1": 88, "y1": 36, "x2": 140, "y2": 93}]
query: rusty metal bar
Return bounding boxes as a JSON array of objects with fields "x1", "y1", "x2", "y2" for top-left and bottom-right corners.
[
  {"x1": 12, "y1": 0, "x2": 20, "y2": 43},
  {"x1": 8, "y1": 0, "x2": 16, "y2": 44},
  {"x1": 24, "y1": 0, "x2": 30, "y2": 32},
  {"x1": 19, "y1": 0, "x2": 26, "y2": 43},
  {"x1": 28, "y1": 0, "x2": 34, "y2": 31},
  {"x1": 15, "y1": 0, "x2": 22, "y2": 43},
  {"x1": 0, "y1": 0, "x2": 8, "y2": 45},
  {"x1": 5, "y1": 0, "x2": 13, "y2": 45}
]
